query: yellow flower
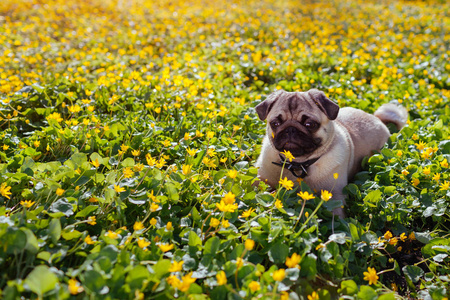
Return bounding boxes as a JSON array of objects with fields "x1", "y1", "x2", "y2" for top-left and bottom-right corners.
[
  {"x1": 84, "y1": 235, "x2": 95, "y2": 245},
  {"x1": 114, "y1": 185, "x2": 126, "y2": 193},
  {"x1": 279, "y1": 177, "x2": 294, "y2": 190},
  {"x1": 245, "y1": 239, "x2": 255, "y2": 251},
  {"x1": 222, "y1": 192, "x2": 236, "y2": 204},
  {"x1": 321, "y1": 190, "x2": 332, "y2": 201},
  {"x1": 307, "y1": 291, "x2": 319, "y2": 300},
  {"x1": 2, "y1": 144, "x2": 9, "y2": 150},
  {"x1": 169, "y1": 260, "x2": 184, "y2": 272},
  {"x1": 186, "y1": 148, "x2": 197, "y2": 156},
  {"x1": 396, "y1": 150, "x2": 403, "y2": 157},
  {"x1": 207, "y1": 148, "x2": 216, "y2": 157},
  {"x1": 137, "y1": 238, "x2": 151, "y2": 249},
  {"x1": 285, "y1": 253, "x2": 301, "y2": 269},
  {"x1": 182, "y1": 164, "x2": 192, "y2": 175},
  {"x1": 146, "y1": 153, "x2": 156, "y2": 166},
  {"x1": 202, "y1": 157, "x2": 216, "y2": 168},
  {"x1": 236, "y1": 257, "x2": 244, "y2": 269},
  {"x1": 105, "y1": 230, "x2": 119, "y2": 239},
  {"x1": 400, "y1": 232, "x2": 407, "y2": 242},
  {"x1": 123, "y1": 167, "x2": 134, "y2": 178},
  {"x1": 441, "y1": 158, "x2": 448, "y2": 168},
  {"x1": 248, "y1": 281, "x2": 260, "y2": 292},
  {"x1": 131, "y1": 149, "x2": 141, "y2": 157},
  {"x1": 384, "y1": 231, "x2": 393, "y2": 240},
  {"x1": 68, "y1": 279, "x2": 83, "y2": 295},
  {"x1": 158, "y1": 243, "x2": 174, "y2": 252},
  {"x1": 281, "y1": 291, "x2": 289, "y2": 300},
  {"x1": 167, "y1": 275, "x2": 181, "y2": 288},
  {"x1": 20, "y1": 200, "x2": 35, "y2": 208},
  {"x1": 272, "y1": 269, "x2": 286, "y2": 282},
  {"x1": 412, "y1": 178, "x2": 420, "y2": 186},
  {"x1": 195, "y1": 130, "x2": 203, "y2": 138},
  {"x1": 333, "y1": 173, "x2": 339, "y2": 180},
  {"x1": 56, "y1": 188, "x2": 65, "y2": 196},
  {"x1": 275, "y1": 199, "x2": 283, "y2": 209},
  {"x1": 87, "y1": 216, "x2": 96, "y2": 225},
  {"x1": 218, "y1": 200, "x2": 239, "y2": 213},
  {"x1": 241, "y1": 208, "x2": 255, "y2": 218},
  {"x1": 166, "y1": 222, "x2": 173, "y2": 231},
  {"x1": 90, "y1": 159, "x2": 100, "y2": 168},
  {"x1": 401, "y1": 169, "x2": 409, "y2": 176},
  {"x1": 432, "y1": 173, "x2": 441, "y2": 181},
  {"x1": 389, "y1": 237, "x2": 398, "y2": 245},
  {"x1": 33, "y1": 140, "x2": 40, "y2": 148},
  {"x1": 297, "y1": 191, "x2": 315, "y2": 201},
  {"x1": 409, "y1": 232, "x2": 416, "y2": 241},
  {"x1": 227, "y1": 169, "x2": 238, "y2": 179},
  {"x1": 150, "y1": 218, "x2": 157, "y2": 226},
  {"x1": 363, "y1": 267, "x2": 379, "y2": 285},
  {"x1": 179, "y1": 272, "x2": 196, "y2": 292},
  {"x1": 184, "y1": 132, "x2": 190, "y2": 140},
  {"x1": 440, "y1": 181, "x2": 449, "y2": 191},
  {"x1": 391, "y1": 283, "x2": 398, "y2": 292},
  {"x1": 206, "y1": 131, "x2": 215, "y2": 139},
  {"x1": 210, "y1": 217, "x2": 220, "y2": 227},
  {"x1": 216, "y1": 271, "x2": 227, "y2": 286},
  {"x1": 423, "y1": 167, "x2": 431, "y2": 175},
  {"x1": 281, "y1": 150, "x2": 295, "y2": 162},
  {"x1": 150, "y1": 203, "x2": 159, "y2": 212},
  {"x1": 133, "y1": 221, "x2": 144, "y2": 231},
  {"x1": 221, "y1": 220, "x2": 230, "y2": 228}
]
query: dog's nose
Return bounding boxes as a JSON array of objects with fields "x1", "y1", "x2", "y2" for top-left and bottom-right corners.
[{"x1": 286, "y1": 127, "x2": 296, "y2": 135}]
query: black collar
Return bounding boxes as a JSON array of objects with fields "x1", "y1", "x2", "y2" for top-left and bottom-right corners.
[{"x1": 272, "y1": 154, "x2": 320, "y2": 178}]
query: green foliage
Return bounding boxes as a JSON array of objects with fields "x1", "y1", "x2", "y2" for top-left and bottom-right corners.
[{"x1": 0, "y1": 0, "x2": 449, "y2": 299}]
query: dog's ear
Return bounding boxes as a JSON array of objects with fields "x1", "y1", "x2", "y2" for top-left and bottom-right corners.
[
  {"x1": 255, "y1": 90, "x2": 285, "y2": 121},
  {"x1": 308, "y1": 89, "x2": 339, "y2": 120}
]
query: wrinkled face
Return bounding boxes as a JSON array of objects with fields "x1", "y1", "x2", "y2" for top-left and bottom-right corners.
[{"x1": 256, "y1": 89, "x2": 339, "y2": 157}]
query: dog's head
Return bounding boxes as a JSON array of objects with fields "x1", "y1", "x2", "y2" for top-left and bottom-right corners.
[{"x1": 255, "y1": 89, "x2": 339, "y2": 157}]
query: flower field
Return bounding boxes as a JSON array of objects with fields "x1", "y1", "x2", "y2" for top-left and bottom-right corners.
[{"x1": 0, "y1": 0, "x2": 449, "y2": 298}]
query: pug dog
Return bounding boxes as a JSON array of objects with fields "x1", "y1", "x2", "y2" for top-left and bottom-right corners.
[{"x1": 255, "y1": 89, "x2": 408, "y2": 218}]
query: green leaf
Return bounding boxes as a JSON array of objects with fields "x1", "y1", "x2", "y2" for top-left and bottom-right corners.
[
  {"x1": 188, "y1": 231, "x2": 202, "y2": 248},
  {"x1": 363, "y1": 190, "x2": 382, "y2": 207},
  {"x1": 126, "y1": 265, "x2": 150, "y2": 290},
  {"x1": 75, "y1": 205, "x2": 99, "y2": 218},
  {"x1": 378, "y1": 293, "x2": 396, "y2": 300},
  {"x1": 49, "y1": 198, "x2": 74, "y2": 217},
  {"x1": 62, "y1": 229, "x2": 82, "y2": 240},
  {"x1": 299, "y1": 254, "x2": 317, "y2": 280},
  {"x1": 204, "y1": 236, "x2": 220, "y2": 255},
  {"x1": 83, "y1": 269, "x2": 108, "y2": 294},
  {"x1": 48, "y1": 218, "x2": 61, "y2": 244},
  {"x1": 153, "y1": 259, "x2": 171, "y2": 280},
  {"x1": 402, "y1": 265, "x2": 424, "y2": 283},
  {"x1": 328, "y1": 233, "x2": 347, "y2": 244},
  {"x1": 422, "y1": 238, "x2": 450, "y2": 258},
  {"x1": 24, "y1": 265, "x2": 58, "y2": 296},
  {"x1": 415, "y1": 232, "x2": 432, "y2": 244},
  {"x1": 339, "y1": 280, "x2": 358, "y2": 295},
  {"x1": 357, "y1": 285, "x2": 377, "y2": 300},
  {"x1": 22, "y1": 228, "x2": 39, "y2": 254},
  {"x1": 165, "y1": 182, "x2": 180, "y2": 201},
  {"x1": 4, "y1": 227, "x2": 27, "y2": 254},
  {"x1": 268, "y1": 241, "x2": 289, "y2": 264}
]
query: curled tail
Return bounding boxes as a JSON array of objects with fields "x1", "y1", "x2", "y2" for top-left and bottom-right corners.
[{"x1": 374, "y1": 103, "x2": 408, "y2": 130}]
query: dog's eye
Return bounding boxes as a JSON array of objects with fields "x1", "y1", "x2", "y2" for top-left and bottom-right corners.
[
  {"x1": 304, "y1": 121, "x2": 318, "y2": 130},
  {"x1": 271, "y1": 121, "x2": 281, "y2": 128}
]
